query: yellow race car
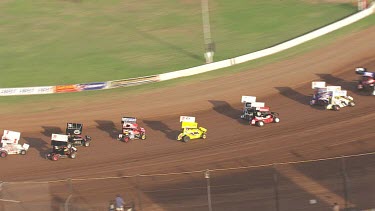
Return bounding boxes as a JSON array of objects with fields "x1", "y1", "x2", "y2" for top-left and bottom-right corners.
[{"x1": 177, "y1": 116, "x2": 207, "y2": 142}]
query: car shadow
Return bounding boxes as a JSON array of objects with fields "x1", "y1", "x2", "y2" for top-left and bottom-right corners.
[
  {"x1": 275, "y1": 87, "x2": 310, "y2": 105},
  {"x1": 316, "y1": 73, "x2": 357, "y2": 90},
  {"x1": 208, "y1": 100, "x2": 251, "y2": 125},
  {"x1": 23, "y1": 137, "x2": 50, "y2": 159},
  {"x1": 41, "y1": 126, "x2": 63, "y2": 138},
  {"x1": 142, "y1": 120, "x2": 179, "y2": 141},
  {"x1": 95, "y1": 120, "x2": 122, "y2": 140}
]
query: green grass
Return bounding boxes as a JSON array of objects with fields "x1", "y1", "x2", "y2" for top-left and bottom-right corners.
[
  {"x1": 0, "y1": 0, "x2": 356, "y2": 88},
  {"x1": 1, "y1": 11, "x2": 374, "y2": 114}
]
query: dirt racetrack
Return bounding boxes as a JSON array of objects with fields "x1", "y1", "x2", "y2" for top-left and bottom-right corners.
[{"x1": 1, "y1": 26, "x2": 375, "y2": 211}]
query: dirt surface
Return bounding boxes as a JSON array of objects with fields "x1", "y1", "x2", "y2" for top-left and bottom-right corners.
[{"x1": 1, "y1": 26, "x2": 375, "y2": 211}]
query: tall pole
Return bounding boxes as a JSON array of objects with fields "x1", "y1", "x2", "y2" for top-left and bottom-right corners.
[
  {"x1": 273, "y1": 165, "x2": 280, "y2": 211},
  {"x1": 205, "y1": 170, "x2": 213, "y2": 211},
  {"x1": 64, "y1": 178, "x2": 73, "y2": 211},
  {"x1": 201, "y1": 0, "x2": 214, "y2": 63},
  {"x1": 136, "y1": 174, "x2": 143, "y2": 211},
  {"x1": 341, "y1": 157, "x2": 349, "y2": 210}
]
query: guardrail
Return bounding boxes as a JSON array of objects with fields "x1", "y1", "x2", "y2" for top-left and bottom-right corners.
[{"x1": 1, "y1": 3, "x2": 374, "y2": 97}]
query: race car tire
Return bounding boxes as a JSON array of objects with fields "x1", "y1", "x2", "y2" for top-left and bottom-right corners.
[
  {"x1": 183, "y1": 136, "x2": 190, "y2": 143},
  {"x1": 349, "y1": 102, "x2": 355, "y2": 107},
  {"x1": 52, "y1": 154, "x2": 59, "y2": 161},
  {"x1": 202, "y1": 133, "x2": 207, "y2": 139},
  {"x1": 318, "y1": 100, "x2": 326, "y2": 106},
  {"x1": 273, "y1": 117, "x2": 280, "y2": 123},
  {"x1": 141, "y1": 134, "x2": 146, "y2": 140},
  {"x1": 333, "y1": 105, "x2": 340, "y2": 111},
  {"x1": 0, "y1": 151, "x2": 8, "y2": 158},
  {"x1": 84, "y1": 141, "x2": 90, "y2": 147},
  {"x1": 20, "y1": 150, "x2": 26, "y2": 155},
  {"x1": 70, "y1": 153, "x2": 77, "y2": 159},
  {"x1": 256, "y1": 121, "x2": 264, "y2": 127}
]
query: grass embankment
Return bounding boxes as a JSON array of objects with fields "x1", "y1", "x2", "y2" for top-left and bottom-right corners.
[{"x1": 0, "y1": 0, "x2": 355, "y2": 88}]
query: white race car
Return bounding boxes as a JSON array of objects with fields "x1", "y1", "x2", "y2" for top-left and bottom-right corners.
[{"x1": 0, "y1": 130, "x2": 29, "y2": 158}]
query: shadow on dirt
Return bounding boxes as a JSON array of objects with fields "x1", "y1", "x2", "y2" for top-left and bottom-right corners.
[
  {"x1": 316, "y1": 73, "x2": 356, "y2": 90},
  {"x1": 143, "y1": 120, "x2": 179, "y2": 141},
  {"x1": 23, "y1": 137, "x2": 50, "y2": 159},
  {"x1": 95, "y1": 120, "x2": 121, "y2": 140},
  {"x1": 274, "y1": 87, "x2": 315, "y2": 106},
  {"x1": 208, "y1": 100, "x2": 249, "y2": 125},
  {"x1": 41, "y1": 126, "x2": 63, "y2": 138}
]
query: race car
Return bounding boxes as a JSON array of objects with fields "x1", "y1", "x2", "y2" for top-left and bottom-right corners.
[
  {"x1": 117, "y1": 117, "x2": 146, "y2": 143},
  {"x1": 66, "y1": 123, "x2": 92, "y2": 147},
  {"x1": 310, "y1": 81, "x2": 332, "y2": 106},
  {"x1": 47, "y1": 134, "x2": 77, "y2": 161},
  {"x1": 310, "y1": 82, "x2": 355, "y2": 111},
  {"x1": 326, "y1": 90, "x2": 355, "y2": 111},
  {"x1": 177, "y1": 116, "x2": 207, "y2": 142},
  {"x1": 355, "y1": 67, "x2": 375, "y2": 95},
  {"x1": 248, "y1": 105, "x2": 280, "y2": 127},
  {"x1": 240, "y1": 96, "x2": 280, "y2": 127},
  {"x1": 0, "y1": 130, "x2": 29, "y2": 158},
  {"x1": 240, "y1": 95, "x2": 257, "y2": 120}
]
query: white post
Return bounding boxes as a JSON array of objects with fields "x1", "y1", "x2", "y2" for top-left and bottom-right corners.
[
  {"x1": 205, "y1": 170, "x2": 213, "y2": 211},
  {"x1": 201, "y1": 0, "x2": 214, "y2": 63}
]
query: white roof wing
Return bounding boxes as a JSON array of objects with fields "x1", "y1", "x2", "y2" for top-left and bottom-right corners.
[
  {"x1": 51, "y1": 134, "x2": 68, "y2": 142},
  {"x1": 251, "y1": 102, "x2": 265, "y2": 108},
  {"x1": 121, "y1": 117, "x2": 137, "y2": 123},
  {"x1": 241, "y1": 96, "x2": 256, "y2": 103},
  {"x1": 326, "y1": 86, "x2": 341, "y2": 92},
  {"x1": 1, "y1": 130, "x2": 21, "y2": 144},
  {"x1": 180, "y1": 116, "x2": 196, "y2": 122},
  {"x1": 312, "y1": 81, "x2": 326, "y2": 89},
  {"x1": 333, "y1": 90, "x2": 347, "y2": 97}
]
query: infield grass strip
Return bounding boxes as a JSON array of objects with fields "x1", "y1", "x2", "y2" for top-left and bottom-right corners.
[
  {"x1": 0, "y1": 11, "x2": 374, "y2": 114},
  {"x1": 0, "y1": 0, "x2": 356, "y2": 88}
]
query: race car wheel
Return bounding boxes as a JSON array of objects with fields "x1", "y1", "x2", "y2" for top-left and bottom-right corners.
[
  {"x1": 70, "y1": 153, "x2": 77, "y2": 159},
  {"x1": 141, "y1": 134, "x2": 146, "y2": 140},
  {"x1": 183, "y1": 136, "x2": 190, "y2": 143},
  {"x1": 256, "y1": 121, "x2": 264, "y2": 127},
  {"x1": 84, "y1": 141, "x2": 90, "y2": 147},
  {"x1": 0, "y1": 151, "x2": 8, "y2": 158},
  {"x1": 52, "y1": 154, "x2": 59, "y2": 161},
  {"x1": 20, "y1": 150, "x2": 27, "y2": 155},
  {"x1": 333, "y1": 105, "x2": 340, "y2": 111},
  {"x1": 273, "y1": 117, "x2": 280, "y2": 123},
  {"x1": 201, "y1": 133, "x2": 207, "y2": 139},
  {"x1": 349, "y1": 102, "x2": 355, "y2": 107}
]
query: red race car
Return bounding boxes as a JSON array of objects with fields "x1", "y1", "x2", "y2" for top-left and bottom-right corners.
[
  {"x1": 118, "y1": 117, "x2": 146, "y2": 142},
  {"x1": 355, "y1": 67, "x2": 375, "y2": 95},
  {"x1": 248, "y1": 106, "x2": 280, "y2": 127}
]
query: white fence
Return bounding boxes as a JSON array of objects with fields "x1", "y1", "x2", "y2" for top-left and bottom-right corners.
[{"x1": 1, "y1": 3, "x2": 374, "y2": 96}]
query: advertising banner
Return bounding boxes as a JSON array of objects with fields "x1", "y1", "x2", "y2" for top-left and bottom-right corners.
[
  {"x1": 78, "y1": 82, "x2": 108, "y2": 91},
  {"x1": 54, "y1": 85, "x2": 80, "y2": 93},
  {"x1": 0, "y1": 86, "x2": 54, "y2": 96},
  {"x1": 109, "y1": 75, "x2": 160, "y2": 89}
]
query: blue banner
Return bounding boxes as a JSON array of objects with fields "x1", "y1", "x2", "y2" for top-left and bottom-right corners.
[{"x1": 79, "y1": 82, "x2": 107, "y2": 91}]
